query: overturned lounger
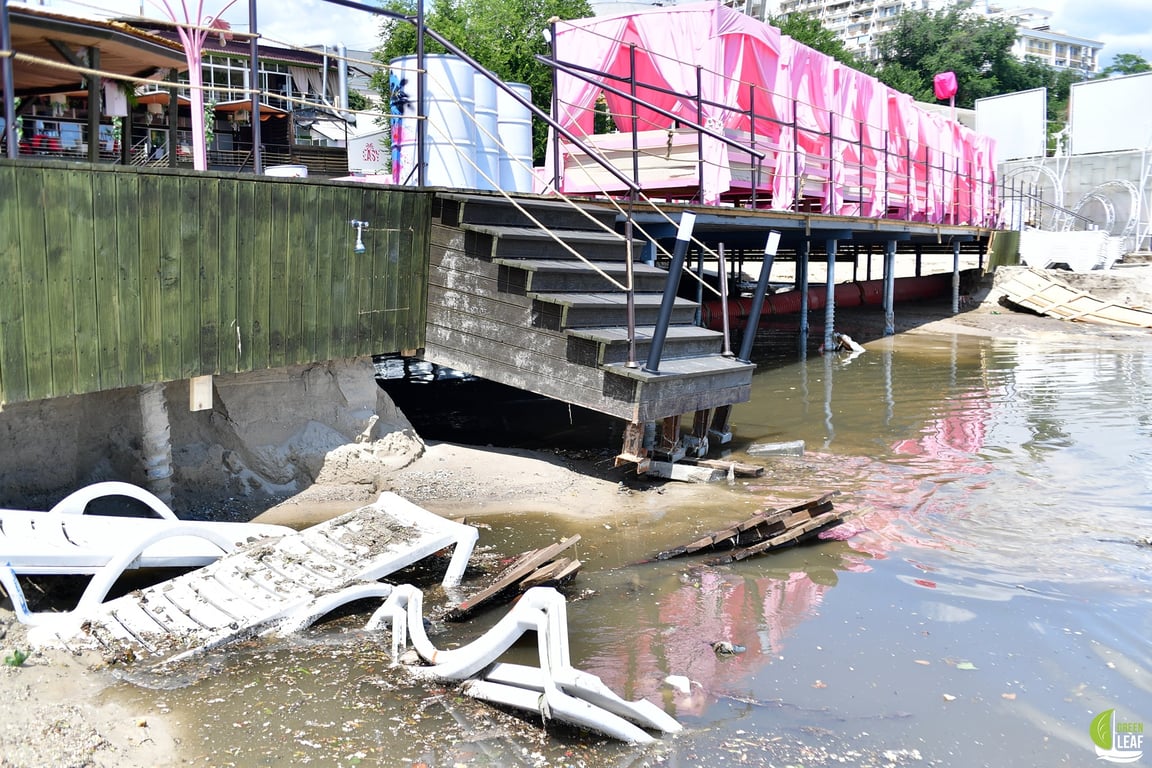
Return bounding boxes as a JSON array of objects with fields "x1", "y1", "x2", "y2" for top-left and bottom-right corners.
[
  {"x1": 23, "y1": 492, "x2": 478, "y2": 658},
  {"x1": 366, "y1": 584, "x2": 682, "y2": 743},
  {"x1": 0, "y1": 482, "x2": 293, "y2": 625}
]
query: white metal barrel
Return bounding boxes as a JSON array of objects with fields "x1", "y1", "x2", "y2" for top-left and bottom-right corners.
[
  {"x1": 497, "y1": 83, "x2": 533, "y2": 192},
  {"x1": 390, "y1": 54, "x2": 476, "y2": 189}
]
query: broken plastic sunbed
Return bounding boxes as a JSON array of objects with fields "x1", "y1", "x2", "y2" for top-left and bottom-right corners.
[
  {"x1": 0, "y1": 482, "x2": 293, "y2": 626},
  {"x1": 22, "y1": 491, "x2": 479, "y2": 656}
]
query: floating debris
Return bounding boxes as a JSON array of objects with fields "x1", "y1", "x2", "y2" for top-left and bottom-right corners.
[
  {"x1": 444, "y1": 535, "x2": 581, "y2": 622},
  {"x1": 642, "y1": 492, "x2": 848, "y2": 564}
]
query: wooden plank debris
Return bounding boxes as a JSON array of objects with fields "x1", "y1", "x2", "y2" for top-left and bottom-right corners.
[
  {"x1": 642, "y1": 492, "x2": 846, "y2": 564},
  {"x1": 999, "y1": 268, "x2": 1152, "y2": 328},
  {"x1": 445, "y1": 535, "x2": 582, "y2": 621}
]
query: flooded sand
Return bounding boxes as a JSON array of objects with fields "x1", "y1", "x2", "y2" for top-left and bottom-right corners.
[{"x1": 109, "y1": 329, "x2": 1152, "y2": 767}]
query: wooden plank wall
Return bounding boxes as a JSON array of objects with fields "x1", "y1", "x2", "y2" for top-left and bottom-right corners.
[{"x1": 0, "y1": 160, "x2": 431, "y2": 406}]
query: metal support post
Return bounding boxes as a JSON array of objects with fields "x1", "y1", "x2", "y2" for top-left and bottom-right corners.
[
  {"x1": 883, "y1": 239, "x2": 896, "y2": 336},
  {"x1": 645, "y1": 211, "x2": 696, "y2": 373},
  {"x1": 1, "y1": 0, "x2": 16, "y2": 159},
  {"x1": 951, "y1": 239, "x2": 961, "y2": 315},
  {"x1": 248, "y1": 0, "x2": 263, "y2": 173},
  {"x1": 823, "y1": 238, "x2": 837, "y2": 352},
  {"x1": 797, "y1": 238, "x2": 810, "y2": 342},
  {"x1": 736, "y1": 231, "x2": 781, "y2": 363}
]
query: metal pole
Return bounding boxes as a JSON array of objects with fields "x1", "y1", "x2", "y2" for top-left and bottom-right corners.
[
  {"x1": 625, "y1": 190, "x2": 638, "y2": 366},
  {"x1": 645, "y1": 211, "x2": 696, "y2": 373},
  {"x1": 951, "y1": 239, "x2": 961, "y2": 315},
  {"x1": 717, "y1": 242, "x2": 732, "y2": 356},
  {"x1": 736, "y1": 231, "x2": 781, "y2": 363},
  {"x1": 248, "y1": 0, "x2": 262, "y2": 173},
  {"x1": 416, "y1": 0, "x2": 426, "y2": 187},
  {"x1": 883, "y1": 239, "x2": 896, "y2": 336},
  {"x1": 2, "y1": 0, "x2": 18, "y2": 159},
  {"x1": 823, "y1": 238, "x2": 837, "y2": 352},
  {"x1": 549, "y1": 18, "x2": 559, "y2": 191},
  {"x1": 797, "y1": 238, "x2": 810, "y2": 342},
  {"x1": 629, "y1": 44, "x2": 639, "y2": 186},
  {"x1": 86, "y1": 47, "x2": 100, "y2": 163}
]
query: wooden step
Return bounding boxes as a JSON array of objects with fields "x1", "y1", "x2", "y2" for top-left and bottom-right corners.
[
  {"x1": 566, "y1": 325, "x2": 725, "y2": 366},
  {"x1": 494, "y1": 258, "x2": 669, "y2": 294},
  {"x1": 530, "y1": 292, "x2": 698, "y2": 330},
  {"x1": 463, "y1": 223, "x2": 640, "y2": 262},
  {"x1": 602, "y1": 353, "x2": 755, "y2": 382},
  {"x1": 439, "y1": 192, "x2": 619, "y2": 231}
]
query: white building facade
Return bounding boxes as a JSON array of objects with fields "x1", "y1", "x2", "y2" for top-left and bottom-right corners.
[{"x1": 741, "y1": 0, "x2": 1102, "y2": 73}]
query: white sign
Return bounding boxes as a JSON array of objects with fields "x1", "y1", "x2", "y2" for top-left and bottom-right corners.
[{"x1": 347, "y1": 129, "x2": 390, "y2": 174}]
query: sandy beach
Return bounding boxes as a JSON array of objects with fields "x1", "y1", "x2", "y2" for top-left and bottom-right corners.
[{"x1": 3, "y1": 271, "x2": 1152, "y2": 767}]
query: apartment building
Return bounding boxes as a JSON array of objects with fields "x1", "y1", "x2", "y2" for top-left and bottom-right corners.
[{"x1": 741, "y1": 0, "x2": 1102, "y2": 73}]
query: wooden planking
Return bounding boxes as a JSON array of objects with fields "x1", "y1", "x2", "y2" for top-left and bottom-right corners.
[
  {"x1": 45, "y1": 169, "x2": 78, "y2": 395},
  {"x1": 159, "y1": 175, "x2": 185, "y2": 381},
  {"x1": 68, "y1": 167, "x2": 100, "y2": 393},
  {"x1": 91, "y1": 170, "x2": 123, "y2": 389},
  {"x1": 116, "y1": 173, "x2": 144, "y2": 384},
  {"x1": 177, "y1": 173, "x2": 201, "y2": 379},
  {"x1": 197, "y1": 177, "x2": 221, "y2": 376},
  {"x1": 266, "y1": 180, "x2": 291, "y2": 369},
  {"x1": 0, "y1": 164, "x2": 27, "y2": 402},
  {"x1": 16, "y1": 167, "x2": 52, "y2": 397},
  {"x1": 215, "y1": 180, "x2": 240, "y2": 373},
  {"x1": 137, "y1": 173, "x2": 164, "y2": 382},
  {"x1": 249, "y1": 181, "x2": 273, "y2": 371},
  {"x1": 296, "y1": 182, "x2": 322, "y2": 362},
  {"x1": 0, "y1": 161, "x2": 432, "y2": 405}
]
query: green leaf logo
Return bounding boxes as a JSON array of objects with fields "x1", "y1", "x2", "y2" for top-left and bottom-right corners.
[{"x1": 1091, "y1": 709, "x2": 1114, "y2": 751}]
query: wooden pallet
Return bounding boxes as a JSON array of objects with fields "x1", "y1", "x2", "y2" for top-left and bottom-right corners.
[
  {"x1": 644, "y1": 491, "x2": 844, "y2": 564},
  {"x1": 445, "y1": 535, "x2": 581, "y2": 621},
  {"x1": 999, "y1": 268, "x2": 1152, "y2": 328}
]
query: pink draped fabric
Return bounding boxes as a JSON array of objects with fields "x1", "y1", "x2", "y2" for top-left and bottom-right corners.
[{"x1": 552, "y1": 2, "x2": 996, "y2": 223}]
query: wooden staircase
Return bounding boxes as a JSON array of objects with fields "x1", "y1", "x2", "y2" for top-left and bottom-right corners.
[{"x1": 423, "y1": 191, "x2": 756, "y2": 463}]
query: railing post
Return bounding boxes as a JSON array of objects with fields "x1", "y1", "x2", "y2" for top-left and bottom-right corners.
[
  {"x1": 550, "y1": 18, "x2": 560, "y2": 191},
  {"x1": 630, "y1": 44, "x2": 639, "y2": 187},
  {"x1": 695, "y1": 64, "x2": 704, "y2": 204},
  {"x1": 1, "y1": 0, "x2": 16, "y2": 159},
  {"x1": 248, "y1": 0, "x2": 263, "y2": 174},
  {"x1": 717, "y1": 242, "x2": 732, "y2": 356},
  {"x1": 416, "y1": 0, "x2": 427, "y2": 187},
  {"x1": 736, "y1": 231, "x2": 781, "y2": 363},
  {"x1": 749, "y1": 84, "x2": 758, "y2": 207},
  {"x1": 645, "y1": 211, "x2": 696, "y2": 373},
  {"x1": 625, "y1": 190, "x2": 638, "y2": 367}
]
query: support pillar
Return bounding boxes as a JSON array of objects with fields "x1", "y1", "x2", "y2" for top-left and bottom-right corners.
[
  {"x1": 823, "y1": 238, "x2": 838, "y2": 352},
  {"x1": 883, "y1": 239, "x2": 897, "y2": 336},
  {"x1": 686, "y1": 408, "x2": 710, "y2": 458},
  {"x1": 951, "y1": 239, "x2": 961, "y2": 315},
  {"x1": 139, "y1": 382, "x2": 174, "y2": 505},
  {"x1": 797, "y1": 239, "x2": 810, "y2": 343}
]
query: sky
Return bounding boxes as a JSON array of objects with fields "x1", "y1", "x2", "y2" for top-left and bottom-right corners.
[{"x1": 21, "y1": 0, "x2": 1152, "y2": 66}]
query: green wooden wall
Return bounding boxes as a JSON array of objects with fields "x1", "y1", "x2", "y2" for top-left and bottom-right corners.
[{"x1": 0, "y1": 160, "x2": 431, "y2": 406}]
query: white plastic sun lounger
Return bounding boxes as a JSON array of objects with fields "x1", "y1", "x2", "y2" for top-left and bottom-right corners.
[
  {"x1": 25, "y1": 492, "x2": 479, "y2": 658},
  {"x1": 0, "y1": 482, "x2": 294, "y2": 625},
  {"x1": 365, "y1": 584, "x2": 682, "y2": 744}
]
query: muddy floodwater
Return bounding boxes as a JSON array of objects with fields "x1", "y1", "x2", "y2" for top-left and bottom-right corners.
[{"x1": 115, "y1": 331, "x2": 1151, "y2": 767}]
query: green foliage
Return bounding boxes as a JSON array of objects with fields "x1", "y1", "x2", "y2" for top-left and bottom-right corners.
[
  {"x1": 1100, "y1": 53, "x2": 1152, "y2": 77},
  {"x1": 346, "y1": 90, "x2": 374, "y2": 112},
  {"x1": 4, "y1": 648, "x2": 28, "y2": 667},
  {"x1": 768, "y1": 12, "x2": 872, "y2": 73},
  {"x1": 371, "y1": 0, "x2": 594, "y2": 162},
  {"x1": 872, "y1": 5, "x2": 1024, "y2": 108}
]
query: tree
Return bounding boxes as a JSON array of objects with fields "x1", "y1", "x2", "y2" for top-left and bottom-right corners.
[
  {"x1": 1100, "y1": 53, "x2": 1152, "y2": 77},
  {"x1": 372, "y1": 0, "x2": 593, "y2": 163},
  {"x1": 768, "y1": 12, "x2": 872, "y2": 73},
  {"x1": 872, "y1": 5, "x2": 1028, "y2": 109}
]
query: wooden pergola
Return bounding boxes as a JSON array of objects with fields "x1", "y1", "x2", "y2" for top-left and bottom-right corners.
[{"x1": 1, "y1": 2, "x2": 188, "y2": 161}]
